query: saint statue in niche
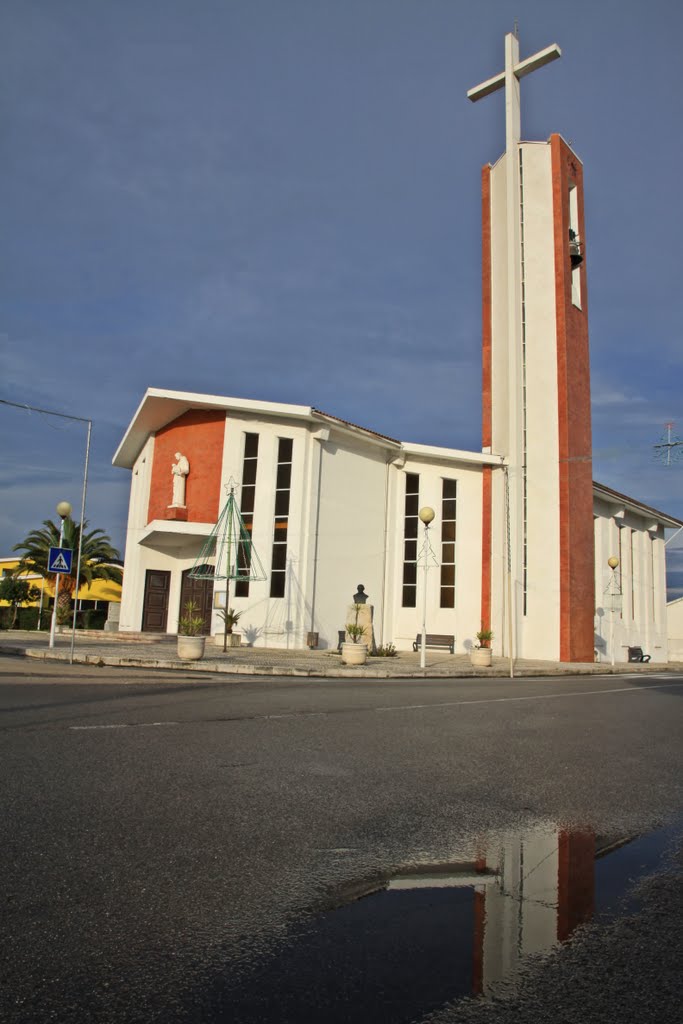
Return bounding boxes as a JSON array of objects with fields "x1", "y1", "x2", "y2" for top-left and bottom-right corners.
[{"x1": 171, "y1": 452, "x2": 190, "y2": 507}]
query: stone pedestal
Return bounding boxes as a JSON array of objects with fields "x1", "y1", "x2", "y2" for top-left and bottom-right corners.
[
  {"x1": 214, "y1": 632, "x2": 241, "y2": 647},
  {"x1": 104, "y1": 603, "x2": 121, "y2": 632},
  {"x1": 165, "y1": 506, "x2": 188, "y2": 521},
  {"x1": 346, "y1": 603, "x2": 374, "y2": 650}
]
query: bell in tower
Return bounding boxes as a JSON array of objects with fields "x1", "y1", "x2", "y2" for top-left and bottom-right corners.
[{"x1": 569, "y1": 228, "x2": 583, "y2": 268}]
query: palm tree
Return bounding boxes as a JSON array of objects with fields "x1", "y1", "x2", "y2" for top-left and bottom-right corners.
[{"x1": 13, "y1": 518, "x2": 122, "y2": 618}]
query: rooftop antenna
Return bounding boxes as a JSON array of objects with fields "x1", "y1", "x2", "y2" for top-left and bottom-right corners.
[{"x1": 653, "y1": 422, "x2": 683, "y2": 466}]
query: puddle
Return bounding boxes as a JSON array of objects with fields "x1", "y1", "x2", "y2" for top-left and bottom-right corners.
[{"x1": 209, "y1": 816, "x2": 683, "y2": 1024}]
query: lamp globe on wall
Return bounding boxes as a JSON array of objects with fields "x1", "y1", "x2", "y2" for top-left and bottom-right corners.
[{"x1": 419, "y1": 506, "x2": 435, "y2": 528}]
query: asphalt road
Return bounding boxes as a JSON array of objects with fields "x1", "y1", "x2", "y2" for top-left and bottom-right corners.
[{"x1": 1, "y1": 657, "x2": 682, "y2": 1023}]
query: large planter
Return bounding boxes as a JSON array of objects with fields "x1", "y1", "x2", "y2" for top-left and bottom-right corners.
[
  {"x1": 177, "y1": 635, "x2": 206, "y2": 661},
  {"x1": 470, "y1": 647, "x2": 492, "y2": 668},
  {"x1": 341, "y1": 642, "x2": 368, "y2": 666}
]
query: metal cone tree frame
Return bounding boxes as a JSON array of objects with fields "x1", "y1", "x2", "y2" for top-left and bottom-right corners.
[{"x1": 189, "y1": 485, "x2": 267, "y2": 649}]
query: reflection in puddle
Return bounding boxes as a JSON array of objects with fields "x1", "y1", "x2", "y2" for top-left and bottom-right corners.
[{"x1": 212, "y1": 818, "x2": 681, "y2": 1024}]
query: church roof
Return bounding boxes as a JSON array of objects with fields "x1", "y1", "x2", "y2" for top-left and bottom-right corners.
[
  {"x1": 113, "y1": 387, "x2": 507, "y2": 470},
  {"x1": 593, "y1": 481, "x2": 683, "y2": 529},
  {"x1": 311, "y1": 407, "x2": 400, "y2": 445},
  {"x1": 113, "y1": 388, "x2": 405, "y2": 468}
]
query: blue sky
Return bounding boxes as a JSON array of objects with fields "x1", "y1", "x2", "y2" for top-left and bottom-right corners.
[{"x1": 2, "y1": 1, "x2": 682, "y2": 594}]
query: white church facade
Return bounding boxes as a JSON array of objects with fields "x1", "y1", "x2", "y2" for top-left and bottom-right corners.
[
  {"x1": 113, "y1": 33, "x2": 681, "y2": 664},
  {"x1": 112, "y1": 388, "x2": 678, "y2": 663}
]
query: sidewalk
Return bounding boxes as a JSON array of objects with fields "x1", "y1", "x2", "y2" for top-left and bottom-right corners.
[{"x1": 0, "y1": 630, "x2": 673, "y2": 679}]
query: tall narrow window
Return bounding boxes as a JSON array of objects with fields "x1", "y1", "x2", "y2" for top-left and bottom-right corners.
[
  {"x1": 569, "y1": 185, "x2": 582, "y2": 309},
  {"x1": 402, "y1": 473, "x2": 419, "y2": 608},
  {"x1": 235, "y1": 433, "x2": 259, "y2": 598},
  {"x1": 440, "y1": 480, "x2": 457, "y2": 608},
  {"x1": 270, "y1": 437, "x2": 293, "y2": 598}
]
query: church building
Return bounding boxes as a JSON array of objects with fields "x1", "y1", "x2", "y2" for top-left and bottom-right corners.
[{"x1": 113, "y1": 33, "x2": 681, "y2": 664}]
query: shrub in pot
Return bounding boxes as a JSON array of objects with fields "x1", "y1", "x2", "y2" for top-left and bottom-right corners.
[
  {"x1": 216, "y1": 606, "x2": 242, "y2": 651},
  {"x1": 341, "y1": 606, "x2": 368, "y2": 666},
  {"x1": 177, "y1": 600, "x2": 207, "y2": 661},
  {"x1": 470, "y1": 628, "x2": 493, "y2": 667}
]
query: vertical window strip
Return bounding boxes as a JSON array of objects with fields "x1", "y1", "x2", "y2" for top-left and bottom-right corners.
[
  {"x1": 569, "y1": 185, "x2": 582, "y2": 308},
  {"x1": 651, "y1": 536, "x2": 656, "y2": 621},
  {"x1": 235, "y1": 433, "x2": 259, "y2": 598},
  {"x1": 630, "y1": 529, "x2": 635, "y2": 620},
  {"x1": 519, "y1": 147, "x2": 528, "y2": 616},
  {"x1": 270, "y1": 437, "x2": 293, "y2": 599},
  {"x1": 617, "y1": 526, "x2": 623, "y2": 619},
  {"x1": 440, "y1": 479, "x2": 456, "y2": 608},
  {"x1": 402, "y1": 473, "x2": 419, "y2": 608}
]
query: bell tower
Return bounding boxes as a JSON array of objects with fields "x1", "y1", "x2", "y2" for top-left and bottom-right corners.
[{"x1": 470, "y1": 32, "x2": 595, "y2": 662}]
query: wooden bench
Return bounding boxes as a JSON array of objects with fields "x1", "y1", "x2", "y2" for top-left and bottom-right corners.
[
  {"x1": 412, "y1": 633, "x2": 455, "y2": 654},
  {"x1": 627, "y1": 646, "x2": 651, "y2": 663}
]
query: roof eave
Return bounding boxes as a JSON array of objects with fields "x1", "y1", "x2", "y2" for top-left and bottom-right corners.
[
  {"x1": 113, "y1": 388, "x2": 315, "y2": 468},
  {"x1": 593, "y1": 480, "x2": 683, "y2": 529}
]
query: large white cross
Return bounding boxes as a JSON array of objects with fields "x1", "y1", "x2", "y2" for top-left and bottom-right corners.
[{"x1": 468, "y1": 33, "x2": 561, "y2": 152}]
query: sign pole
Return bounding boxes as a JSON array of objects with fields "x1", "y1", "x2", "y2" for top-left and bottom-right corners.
[{"x1": 48, "y1": 517, "x2": 68, "y2": 649}]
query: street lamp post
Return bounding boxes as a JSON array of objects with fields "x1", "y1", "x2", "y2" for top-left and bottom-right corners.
[
  {"x1": 48, "y1": 501, "x2": 73, "y2": 649},
  {"x1": 418, "y1": 506, "x2": 436, "y2": 670},
  {"x1": 607, "y1": 556, "x2": 620, "y2": 667}
]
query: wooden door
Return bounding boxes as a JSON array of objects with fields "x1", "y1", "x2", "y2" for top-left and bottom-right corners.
[
  {"x1": 142, "y1": 570, "x2": 170, "y2": 632},
  {"x1": 179, "y1": 569, "x2": 213, "y2": 635}
]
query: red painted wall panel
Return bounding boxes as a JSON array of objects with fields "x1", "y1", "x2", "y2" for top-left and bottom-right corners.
[
  {"x1": 147, "y1": 410, "x2": 225, "y2": 524},
  {"x1": 551, "y1": 135, "x2": 595, "y2": 663}
]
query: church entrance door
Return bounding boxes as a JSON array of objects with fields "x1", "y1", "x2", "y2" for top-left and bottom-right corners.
[
  {"x1": 142, "y1": 570, "x2": 170, "y2": 633},
  {"x1": 179, "y1": 569, "x2": 213, "y2": 636}
]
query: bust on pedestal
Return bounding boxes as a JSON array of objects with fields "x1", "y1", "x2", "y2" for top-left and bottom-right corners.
[{"x1": 342, "y1": 585, "x2": 375, "y2": 663}]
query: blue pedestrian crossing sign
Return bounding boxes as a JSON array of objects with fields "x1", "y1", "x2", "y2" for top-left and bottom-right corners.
[{"x1": 48, "y1": 547, "x2": 73, "y2": 574}]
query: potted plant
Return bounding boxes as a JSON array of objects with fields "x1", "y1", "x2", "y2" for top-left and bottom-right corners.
[
  {"x1": 341, "y1": 605, "x2": 368, "y2": 666},
  {"x1": 216, "y1": 606, "x2": 242, "y2": 651},
  {"x1": 470, "y1": 628, "x2": 493, "y2": 667},
  {"x1": 177, "y1": 600, "x2": 207, "y2": 660}
]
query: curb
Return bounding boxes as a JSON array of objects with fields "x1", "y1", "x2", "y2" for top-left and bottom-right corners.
[{"x1": 1, "y1": 644, "x2": 675, "y2": 680}]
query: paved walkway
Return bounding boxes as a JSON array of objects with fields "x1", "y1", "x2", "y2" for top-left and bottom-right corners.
[{"x1": 0, "y1": 630, "x2": 674, "y2": 679}]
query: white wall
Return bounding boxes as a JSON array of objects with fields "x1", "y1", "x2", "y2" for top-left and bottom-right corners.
[
  {"x1": 306, "y1": 435, "x2": 390, "y2": 650},
  {"x1": 518, "y1": 144, "x2": 561, "y2": 661},
  {"x1": 118, "y1": 436, "x2": 154, "y2": 632},
  {"x1": 667, "y1": 597, "x2": 683, "y2": 661},
  {"x1": 489, "y1": 144, "x2": 562, "y2": 661},
  {"x1": 388, "y1": 458, "x2": 484, "y2": 653},
  {"x1": 211, "y1": 413, "x2": 313, "y2": 649},
  {"x1": 593, "y1": 499, "x2": 668, "y2": 663}
]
